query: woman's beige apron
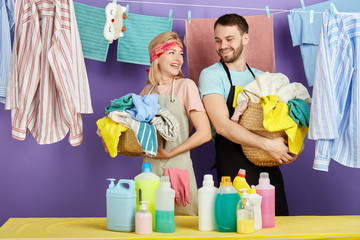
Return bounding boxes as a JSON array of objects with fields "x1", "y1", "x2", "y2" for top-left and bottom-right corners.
[{"x1": 143, "y1": 81, "x2": 198, "y2": 215}]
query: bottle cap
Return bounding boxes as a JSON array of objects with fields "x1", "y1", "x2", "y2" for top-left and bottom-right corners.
[
  {"x1": 249, "y1": 186, "x2": 257, "y2": 194},
  {"x1": 142, "y1": 163, "x2": 152, "y2": 173},
  {"x1": 140, "y1": 201, "x2": 149, "y2": 211},
  {"x1": 202, "y1": 174, "x2": 214, "y2": 187},
  {"x1": 220, "y1": 176, "x2": 232, "y2": 186},
  {"x1": 259, "y1": 172, "x2": 270, "y2": 185},
  {"x1": 107, "y1": 178, "x2": 116, "y2": 189},
  {"x1": 160, "y1": 175, "x2": 171, "y2": 188},
  {"x1": 237, "y1": 168, "x2": 246, "y2": 178},
  {"x1": 239, "y1": 188, "x2": 248, "y2": 199}
]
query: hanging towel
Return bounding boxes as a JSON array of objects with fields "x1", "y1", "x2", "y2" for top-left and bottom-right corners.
[
  {"x1": 105, "y1": 93, "x2": 134, "y2": 115},
  {"x1": 73, "y1": 2, "x2": 109, "y2": 62},
  {"x1": 288, "y1": 99, "x2": 310, "y2": 128},
  {"x1": 150, "y1": 108, "x2": 179, "y2": 141},
  {"x1": 117, "y1": 13, "x2": 173, "y2": 65},
  {"x1": 126, "y1": 93, "x2": 161, "y2": 122},
  {"x1": 108, "y1": 111, "x2": 158, "y2": 157},
  {"x1": 260, "y1": 95, "x2": 308, "y2": 155},
  {"x1": 0, "y1": 0, "x2": 14, "y2": 104},
  {"x1": 184, "y1": 14, "x2": 275, "y2": 84},
  {"x1": 96, "y1": 117, "x2": 128, "y2": 158},
  {"x1": 287, "y1": 0, "x2": 360, "y2": 86},
  {"x1": 164, "y1": 168, "x2": 190, "y2": 207}
]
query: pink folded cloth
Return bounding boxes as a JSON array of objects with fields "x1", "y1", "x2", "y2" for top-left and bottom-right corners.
[
  {"x1": 184, "y1": 14, "x2": 275, "y2": 84},
  {"x1": 164, "y1": 168, "x2": 190, "y2": 207}
]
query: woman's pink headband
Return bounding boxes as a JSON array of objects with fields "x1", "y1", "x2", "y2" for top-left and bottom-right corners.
[{"x1": 150, "y1": 41, "x2": 183, "y2": 63}]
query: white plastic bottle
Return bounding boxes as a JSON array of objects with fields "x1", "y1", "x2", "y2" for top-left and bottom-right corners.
[
  {"x1": 247, "y1": 186, "x2": 262, "y2": 230},
  {"x1": 155, "y1": 176, "x2": 175, "y2": 233},
  {"x1": 255, "y1": 172, "x2": 275, "y2": 228},
  {"x1": 135, "y1": 201, "x2": 152, "y2": 234},
  {"x1": 198, "y1": 174, "x2": 218, "y2": 231}
]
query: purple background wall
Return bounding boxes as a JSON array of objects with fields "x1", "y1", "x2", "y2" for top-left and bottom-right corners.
[{"x1": 1, "y1": 0, "x2": 359, "y2": 227}]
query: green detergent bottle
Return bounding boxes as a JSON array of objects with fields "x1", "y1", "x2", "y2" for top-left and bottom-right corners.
[
  {"x1": 134, "y1": 163, "x2": 160, "y2": 230},
  {"x1": 214, "y1": 176, "x2": 241, "y2": 232}
]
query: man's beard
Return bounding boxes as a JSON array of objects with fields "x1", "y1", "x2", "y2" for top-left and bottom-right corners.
[{"x1": 217, "y1": 44, "x2": 243, "y2": 63}]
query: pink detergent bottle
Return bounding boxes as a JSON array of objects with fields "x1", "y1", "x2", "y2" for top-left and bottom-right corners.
[{"x1": 255, "y1": 172, "x2": 275, "y2": 228}]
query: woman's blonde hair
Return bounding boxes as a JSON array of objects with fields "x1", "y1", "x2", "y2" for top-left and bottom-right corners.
[{"x1": 147, "y1": 32, "x2": 184, "y2": 85}]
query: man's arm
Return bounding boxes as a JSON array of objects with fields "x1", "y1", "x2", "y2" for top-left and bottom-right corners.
[{"x1": 202, "y1": 93, "x2": 294, "y2": 164}]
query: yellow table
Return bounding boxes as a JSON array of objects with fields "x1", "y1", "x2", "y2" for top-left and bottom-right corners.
[{"x1": 0, "y1": 216, "x2": 360, "y2": 239}]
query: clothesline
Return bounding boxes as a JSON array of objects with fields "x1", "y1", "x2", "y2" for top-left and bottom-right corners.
[{"x1": 107, "y1": 0, "x2": 360, "y2": 17}]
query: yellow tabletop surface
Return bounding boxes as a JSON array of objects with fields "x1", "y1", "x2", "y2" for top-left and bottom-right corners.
[{"x1": 0, "y1": 216, "x2": 360, "y2": 239}]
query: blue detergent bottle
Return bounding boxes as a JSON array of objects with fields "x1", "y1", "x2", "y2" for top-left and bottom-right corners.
[
  {"x1": 214, "y1": 176, "x2": 241, "y2": 232},
  {"x1": 106, "y1": 178, "x2": 136, "y2": 232}
]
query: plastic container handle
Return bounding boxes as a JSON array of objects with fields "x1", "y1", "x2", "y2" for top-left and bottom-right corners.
[{"x1": 118, "y1": 179, "x2": 135, "y2": 192}]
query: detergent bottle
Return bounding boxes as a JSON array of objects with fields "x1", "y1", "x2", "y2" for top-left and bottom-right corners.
[
  {"x1": 237, "y1": 198, "x2": 254, "y2": 234},
  {"x1": 248, "y1": 186, "x2": 262, "y2": 230},
  {"x1": 198, "y1": 174, "x2": 218, "y2": 231},
  {"x1": 233, "y1": 169, "x2": 250, "y2": 197},
  {"x1": 134, "y1": 163, "x2": 160, "y2": 230},
  {"x1": 135, "y1": 201, "x2": 152, "y2": 234},
  {"x1": 214, "y1": 176, "x2": 241, "y2": 232},
  {"x1": 155, "y1": 176, "x2": 175, "y2": 233},
  {"x1": 106, "y1": 178, "x2": 136, "y2": 232},
  {"x1": 255, "y1": 172, "x2": 275, "y2": 228}
]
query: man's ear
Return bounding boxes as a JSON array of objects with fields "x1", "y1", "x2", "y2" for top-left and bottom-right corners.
[{"x1": 242, "y1": 33, "x2": 249, "y2": 46}]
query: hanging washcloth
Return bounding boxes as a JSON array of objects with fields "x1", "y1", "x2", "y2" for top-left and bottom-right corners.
[
  {"x1": 288, "y1": 98, "x2": 310, "y2": 128},
  {"x1": 73, "y1": 2, "x2": 109, "y2": 62},
  {"x1": 96, "y1": 117, "x2": 128, "y2": 158},
  {"x1": 184, "y1": 14, "x2": 275, "y2": 84},
  {"x1": 126, "y1": 93, "x2": 161, "y2": 122},
  {"x1": 117, "y1": 13, "x2": 173, "y2": 65},
  {"x1": 105, "y1": 93, "x2": 134, "y2": 115},
  {"x1": 260, "y1": 95, "x2": 308, "y2": 155}
]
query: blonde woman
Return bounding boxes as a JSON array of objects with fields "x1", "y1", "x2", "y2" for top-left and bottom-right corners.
[{"x1": 140, "y1": 32, "x2": 211, "y2": 215}]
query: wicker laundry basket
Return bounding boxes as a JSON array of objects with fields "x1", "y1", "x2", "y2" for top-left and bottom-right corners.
[
  {"x1": 117, "y1": 129, "x2": 144, "y2": 157},
  {"x1": 239, "y1": 90, "x2": 288, "y2": 167}
]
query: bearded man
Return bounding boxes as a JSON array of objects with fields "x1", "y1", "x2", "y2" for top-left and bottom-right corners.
[{"x1": 198, "y1": 14, "x2": 291, "y2": 216}]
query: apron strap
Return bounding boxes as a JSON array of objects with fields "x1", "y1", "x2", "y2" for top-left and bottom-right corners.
[
  {"x1": 148, "y1": 79, "x2": 176, "y2": 103},
  {"x1": 220, "y1": 60, "x2": 255, "y2": 116}
]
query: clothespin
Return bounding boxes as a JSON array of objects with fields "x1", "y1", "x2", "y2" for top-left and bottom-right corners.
[
  {"x1": 188, "y1": 10, "x2": 191, "y2": 23},
  {"x1": 168, "y1": 9, "x2": 173, "y2": 22},
  {"x1": 265, "y1": 6, "x2": 270, "y2": 18},
  {"x1": 330, "y1": 3, "x2": 335, "y2": 16},
  {"x1": 113, "y1": 0, "x2": 117, "y2": 3},
  {"x1": 300, "y1": 0, "x2": 306, "y2": 10},
  {"x1": 309, "y1": 9, "x2": 314, "y2": 23}
]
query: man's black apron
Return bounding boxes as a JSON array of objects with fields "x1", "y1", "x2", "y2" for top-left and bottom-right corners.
[{"x1": 214, "y1": 61, "x2": 289, "y2": 216}]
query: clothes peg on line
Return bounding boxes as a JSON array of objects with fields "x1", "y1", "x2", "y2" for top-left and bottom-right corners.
[
  {"x1": 169, "y1": 9, "x2": 173, "y2": 22},
  {"x1": 330, "y1": 3, "x2": 335, "y2": 16},
  {"x1": 188, "y1": 10, "x2": 191, "y2": 23},
  {"x1": 309, "y1": 10, "x2": 314, "y2": 23},
  {"x1": 300, "y1": 0, "x2": 306, "y2": 10},
  {"x1": 265, "y1": 6, "x2": 270, "y2": 18}
]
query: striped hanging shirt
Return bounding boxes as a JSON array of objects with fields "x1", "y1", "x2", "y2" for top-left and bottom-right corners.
[
  {"x1": 5, "y1": 0, "x2": 93, "y2": 146},
  {"x1": 308, "y1": 9, "x2": 360, "y2": 171}
]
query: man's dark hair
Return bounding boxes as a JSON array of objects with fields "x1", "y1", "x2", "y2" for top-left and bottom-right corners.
[{"x1": 214, "y1": 14, "x2": 249, "y2": 34}]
